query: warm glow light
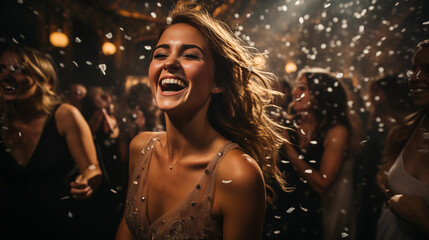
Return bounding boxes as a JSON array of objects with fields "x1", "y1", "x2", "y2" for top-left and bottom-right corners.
[
  {"x1": 102, "y1": 42, "x2": 117, "y2": 55},
  {"x1": 49, "y1": 32, "x2": 69, "y2": 48},
  {"x1": 125, "y1": 76, "x2": 150, "y2": 93},
  {"x1": 285, "y1": 61, "x2": 297, "y2": 73}
]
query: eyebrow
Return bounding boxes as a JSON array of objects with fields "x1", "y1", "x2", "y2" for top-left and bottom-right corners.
[{"x1": 154, "y1": 44, "x2": 205, "y2": 54}]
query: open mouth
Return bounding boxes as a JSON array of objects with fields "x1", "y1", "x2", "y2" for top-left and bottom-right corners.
[
  {"x1": 410, "y1": 88, "x2": 429, "y2": 95},
  {"x1": 159, "y1": 78, "x2": 188, "y2": 93},
  {"x1": 0, "y1": 84, "x2": 17, "y2": 93},
  {"x1": 295, "y1": 93, "x2": 306, "y2": 101}
]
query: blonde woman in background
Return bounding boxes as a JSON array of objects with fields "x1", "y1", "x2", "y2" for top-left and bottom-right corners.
[{"x1": 0, "y1": 46, "x2": 110, "y2": 239}]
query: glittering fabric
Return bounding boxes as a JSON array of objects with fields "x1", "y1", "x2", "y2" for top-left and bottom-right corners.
[{"x1": 125, "y1": 135, "x2": 238, "y2": 240}]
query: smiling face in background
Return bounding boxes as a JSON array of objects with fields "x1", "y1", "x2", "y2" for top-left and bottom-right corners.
[
  {"x1": 291, "y1": 75, "x2": 313, "y2": 113},
  {"x1": 0, "y1": 51, "x2": 37, "y2": 101},
  {"x1": 148, "y1": 23, "x2": 217, "y2": 116},
  {"x1": 409, "y1": 47, "x2": 429, "y2": 108}
]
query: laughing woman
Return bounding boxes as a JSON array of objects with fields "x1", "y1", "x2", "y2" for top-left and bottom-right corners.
[
  {"x1": 266, "y1": 68, "x2": 353, "y2": 240},
  {"x1": 115, "y1": 5, "x2": 285, "y2": 240},
  {"x1": 376, "y1": 39, "x2": 429, "y2": 240}
]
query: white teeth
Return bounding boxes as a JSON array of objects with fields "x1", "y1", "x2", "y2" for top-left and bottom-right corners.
[
  {"x1": 161, "y1": 78, "x2": 186, "y2": 88},
  {"x1": 2, "y1": 85, "x2": 15, "y2": 91},
  {"x1": 411, "y1": 88, "x2": 428, "y2": 93}
]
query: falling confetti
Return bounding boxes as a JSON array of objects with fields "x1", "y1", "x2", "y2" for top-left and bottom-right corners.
[
  {"x1": 98, "y1": 64, "x2": 107, "y2": 75},
  {"x1": 299, "y1": 204, "x2": 308, "y2": 212},
  {"x1": 286, "y1": 207, "x2": 295, "y2": 213}
]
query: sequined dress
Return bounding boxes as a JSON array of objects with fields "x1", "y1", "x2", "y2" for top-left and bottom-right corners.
[{"x1": 125, "y1": 135, "x2": 239, "y2": 240}]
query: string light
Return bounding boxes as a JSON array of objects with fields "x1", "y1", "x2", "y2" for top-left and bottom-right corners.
[
  {"x1": 49, "y1": 31, "x2": 69, "y2": 48},
  {"x1": 102, "y1": 42, "x2": 116, "y2": 55}
]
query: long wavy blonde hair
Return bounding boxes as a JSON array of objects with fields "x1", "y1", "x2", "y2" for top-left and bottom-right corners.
[
  {"x1": 158, "y1": 4, "x2": 287, "y2": 201},
  {"x1": 0, "y1": 46, "x2": 60, "y2": 122}
]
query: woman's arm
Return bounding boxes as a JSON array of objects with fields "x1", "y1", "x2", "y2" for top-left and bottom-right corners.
[
  {"x1": 283, "y1": 124, "x2": 349, "y2": 194},
  {"x1": 115, "y1": 215, "x2": 135, "y2": 240},
  {"x1": 388, "y1": 194, "x2": 429, "y2": 236},
  {"x1": 56, "y1": 104, "x2": 102, "y2": 199},
  {"x1": 102, "y1": 108, "x2": 120, "y2": 139},
  {"x1": 213, "y1": 149, "x2": 266, "y2": 240}
]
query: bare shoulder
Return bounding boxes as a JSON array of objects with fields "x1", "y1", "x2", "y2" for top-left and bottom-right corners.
[
  {"x1": 55, "y1": 103, "x2": 86, "y2": 133},
  {"x1": 129, "y1": 131, "x2": 164, "y2": 152},
  {"x1": 216, "y1": 148, "x2": 264, "y2": 191},
  {"x1": 326, "y1": 124, "x2": 349, "y2": 140},
  {"x1": 55, "y1": 103, "x2": 82, "y2": 121},
  {"x1": 129, "y1": 131, "x2": 164, "y2": 167},
  {"x1": 328, "y1": 124, "x2": 348, "y2": 134},
  {"x1": 213, "y1": 147, "x2": 266, "y2": 224}
]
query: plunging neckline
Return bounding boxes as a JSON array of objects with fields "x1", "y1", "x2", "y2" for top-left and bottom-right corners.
[
  {"x1": 3, "y1": 106, "x2": 56, "y2": 168},
  {"x1": 144, "y1": 139, "x2": 231, "y2": 227}
]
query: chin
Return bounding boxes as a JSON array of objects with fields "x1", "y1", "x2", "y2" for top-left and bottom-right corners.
[
  {"x1": 292, "y1": 106, "x2": 309, "y2": 112},
  {"x1": 0, "y1": 94, "x2": 16, "y2": 101},
  {"x1": 156, "y1": 101, "x2": 181, "y2": 113}
]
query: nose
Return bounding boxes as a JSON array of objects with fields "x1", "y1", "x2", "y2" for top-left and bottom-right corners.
[
  {"x1": 409, "y1": 67, "x2": 421, "y2": 83},
  {"x1": 291, "y1": 87, "x2": 300, "y2": 99},
  {"x1": 163, "y1": 55, "x2": 181, "y2": 71}
]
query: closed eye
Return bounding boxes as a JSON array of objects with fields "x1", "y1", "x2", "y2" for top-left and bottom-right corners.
[
  {"x1": 184, "y1": 54, "x2": 200, "y2": 60},
  {"x1": 153, "y1": 53, "x2": 168, "y2": 60}
]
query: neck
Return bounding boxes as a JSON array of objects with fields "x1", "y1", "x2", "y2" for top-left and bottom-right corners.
[
  {"x1": 162, "y1": 110, "x2": 225, "y2": 164},
  {"x1": 10, "y1": 97, "x2": 45, "y2": 123}
]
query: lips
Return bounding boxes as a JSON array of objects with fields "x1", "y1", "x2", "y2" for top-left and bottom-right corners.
[
  {"x1": 410, "y1": 87, "x2": 429, "y2": 95},
  {"x1": 0, "y1": 83, "x2": 17, "y2": 94},
  {"x1": 159, "y1": 78, "x2": 188, "y2": 93},
  {"x1": 295, "y1": 93, "x2": 306, "y2": 101}
]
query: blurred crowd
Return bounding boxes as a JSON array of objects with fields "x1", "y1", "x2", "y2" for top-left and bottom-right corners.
[{"x1": 0, "y1": 37, "x2": 428, "y2": 239}]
